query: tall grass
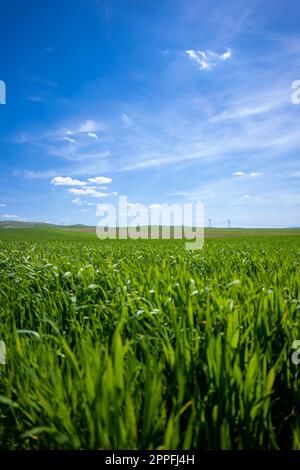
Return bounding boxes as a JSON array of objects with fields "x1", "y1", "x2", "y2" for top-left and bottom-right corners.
[{"x1": 0, "y1": 236, "x2": 299, "y2": 449}]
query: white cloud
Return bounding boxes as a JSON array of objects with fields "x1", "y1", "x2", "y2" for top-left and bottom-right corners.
[
  {"x1": 87, "y1": 132, "x2": 98, "y2": 139},
  {"x1": 185, "y1": 48, "x2": 232, "y2": 70},
  {"x1": 242, "y1": 194, "x2": 261, "y2": 201},
  {"x1": 59, "y1": 120, "x2": 104, "y2": 138},
  {"x1": 233, "y1": 171, "x2": 261, "y2": 177},
  {"x1": 185, "y1": 50, "x2": 210, "y2": 70},
  {"x1": 0, "y1": 203, "x2": 6, "y2": 207},
  {"x1": 50, "y1": 176, "x2": 87, "y2": 186},
  {"x1": 88, "y1": 176, "x2": 112, "y2": 184},
  {"x1": 68, "y1": 187, "x2": 108, "y2": 198},
  {"x1": 63, "y1": 136, "x2": 77, "y2": 143},
  {"x1": 111, "y1": 191, "x2": 118, "y2": 196},
  {"x1": 71, "y1": 198, "x2": 82, "y2": 205},
  {"x1": 221, "y1": 50, "x2": 232, "y2": 60}
]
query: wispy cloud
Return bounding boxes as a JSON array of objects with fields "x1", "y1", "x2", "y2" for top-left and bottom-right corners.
[
  {"x1": 63, "y1": 136, "x2": 77, "y2": 143},
  {"x1": 22, "y1": 73, "x2": 59, "y2": 88},
  {"x1": 121, "y1": 114, "x2": 133, "y2": 127},
  {"x1": 118, "y1": 78, "x2": 300, "y2": 175},
  {"x1": 233, "y1": 171, "x2": 261, "y2": 177},
  {"x1": 54, "y1": 120, "x2": 104, "y2": 138},
  {"x1": 88, "y1": 176, "x2": 112, "y2": 184},
  {"x1": 185, "y1": 48, "x2": 232, "y2": 70},
  {"x1": 67, "y1": 187, "x2": 108, "y2": 198},
  {"x1": 25, "y1": 169, "x2": 63, "y2": 179},
  {"x1": 210, "y1": 88, "x2": 288, "y2": 124},
  {"x1": 16, "y1": 118, "x2": 110, "y2": 162},
  {"x1": 50, "y1": 176, "x2": 87, "y2": 186},
  {"x1": 75, "y1": 119, "x2": 100, "y2": 134},
  {"x1": 27, "y1": 95, "x2": 45, "y2": 103}
]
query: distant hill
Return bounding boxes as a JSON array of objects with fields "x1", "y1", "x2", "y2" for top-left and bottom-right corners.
[
  {"x1": 0, "y1": 221, "x2": 98, "y2": 231},
  {"x1": 0, "y1": 221, "x2": 57, "y2": 229},
  {"x1": 0, "y1": 220, "x2": 299, "y2": 232}
]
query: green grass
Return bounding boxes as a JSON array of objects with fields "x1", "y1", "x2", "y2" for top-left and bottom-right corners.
[
  {"x1": 0, "y1": 226, "x2": 299, "y2": 242},
  {"x1": 0, "y1": 231, "x2": 299, "y2": 449},
  {"x1": 0, "y1": 227, "x2": 97, "y2": 242}
]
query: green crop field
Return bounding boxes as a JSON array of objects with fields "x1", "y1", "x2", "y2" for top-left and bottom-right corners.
[{"x1": 0, "y1": 228, "x2": 299, "y2": 449}]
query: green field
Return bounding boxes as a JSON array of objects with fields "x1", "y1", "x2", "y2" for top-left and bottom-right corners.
[{"x1": 0, "y1": 227, "x2": 299, "y2": 449}]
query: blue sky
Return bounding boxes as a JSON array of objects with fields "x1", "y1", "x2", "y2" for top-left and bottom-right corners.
[{"x1": 0, "y1": 0, "x2": 300, "y2": 227}]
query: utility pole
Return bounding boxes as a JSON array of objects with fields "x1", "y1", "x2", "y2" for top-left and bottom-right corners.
[{"x1": 208, "y1": 218, "x2": 212, "y2": 228}]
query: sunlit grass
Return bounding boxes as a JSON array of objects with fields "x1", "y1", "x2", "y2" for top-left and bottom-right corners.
[{"x1": 0, "y1": 235, "x2": 299, "y2": 449}]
